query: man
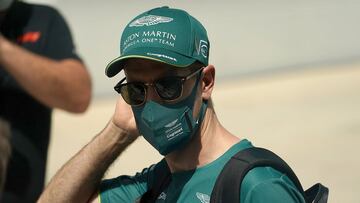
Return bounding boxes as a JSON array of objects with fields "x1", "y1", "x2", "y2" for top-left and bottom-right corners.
[
  {"x1": 39, "y1": 6, "x2": 304, "y2": 203},
  {"x1": 0, "y1": 0, "x2": 91, "y2": 202}
]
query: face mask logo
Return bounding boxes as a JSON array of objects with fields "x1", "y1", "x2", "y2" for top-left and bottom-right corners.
[
  {"x1": 132, "y1": 72, "x2": 207, "y2": 155},
  {"x1": 164, "y1": 119, "x2": 178, "y2": 128}
]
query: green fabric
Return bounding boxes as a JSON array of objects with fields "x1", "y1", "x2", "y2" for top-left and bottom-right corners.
[
  {"x1": 131, "y1": 74, "x2": 206, "y2": 155},
  {"x1": 241, "y1": 167, "x2": 305, "y2": 203},
  {"x1": 105, "y1": 6, "x2": 210, "y2": 77},
  {"x1": 99, "y1": 139, "x2": 305, "y2": 203}
]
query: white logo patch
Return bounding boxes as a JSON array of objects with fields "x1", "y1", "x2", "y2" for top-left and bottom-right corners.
[
  {"x1": 196, "y1": 192, "x2": 210, "y2": 203},
  {"x1": 129, "y1": 15, "x2": 173, "y2": 27}
]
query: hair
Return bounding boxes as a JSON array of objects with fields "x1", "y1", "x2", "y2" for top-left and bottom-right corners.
[{"x1": 0, "y1": 118, "x2": 11, "y2": 196}]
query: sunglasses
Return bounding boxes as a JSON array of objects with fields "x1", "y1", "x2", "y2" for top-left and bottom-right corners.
[{"x1": 114, "y1": 67, "x2": 204, "y2": 106}]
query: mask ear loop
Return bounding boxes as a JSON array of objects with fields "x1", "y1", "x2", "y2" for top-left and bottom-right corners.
[
  {"x1": 190, "y1": 68, "x2": 208, "y2": 128},
  {"x1": 195, "y1": 99, "x2": 208, "y2": 125}
]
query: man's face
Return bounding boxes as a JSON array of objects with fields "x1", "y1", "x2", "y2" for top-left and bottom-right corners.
[
  {"x1": 123, "y1": 58, "x2": 201, "y2": 106},
  {"x1": 122, "y1": 58, "x2": 208, "y2": 155}
]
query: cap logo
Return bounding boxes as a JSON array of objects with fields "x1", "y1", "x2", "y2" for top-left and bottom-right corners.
[
  {"x1": 198, "y1": 40, "x2": 208, "y2": 58},
  {"x1": 147, "y1": 53, "x2": 177, "y2": 62},
  {"x1": 129, "y1": 15, "x2": 173, "y2": 27}
]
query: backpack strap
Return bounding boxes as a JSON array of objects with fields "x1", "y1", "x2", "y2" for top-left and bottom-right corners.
[
  {"x1": 210, "y1": 147, "x2": 305, "y2": 203},
  {"x1": 304, "y1": 183, "x2": 329, "y2": 203},
  {"x1": 139, "y1": 147, "x2": 329, "y2": 203},
  {"x1": 139, "y1": 160, "x2": 171, "y2": 203}
]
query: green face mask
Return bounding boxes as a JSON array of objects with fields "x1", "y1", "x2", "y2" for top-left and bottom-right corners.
[{"x1": 132, "y1": 74, "x2": 207, "y2": 155}]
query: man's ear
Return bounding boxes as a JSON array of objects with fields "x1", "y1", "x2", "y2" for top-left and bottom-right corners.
[{"x1": 201, "y1": 64, "x2": 215, "y2": 100}]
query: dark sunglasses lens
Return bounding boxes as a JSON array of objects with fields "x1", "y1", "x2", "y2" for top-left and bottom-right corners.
[
  {"x1": 120, "y1": 83, "x2": 145, "y2": 105},
  {"x1": 155, "y1": 77, "x2": 182, "y2": 100}
]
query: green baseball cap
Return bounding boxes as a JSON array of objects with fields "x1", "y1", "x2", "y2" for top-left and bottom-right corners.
[{"x1": 105, "y1": 6, "x2": 210, "y2": 77}]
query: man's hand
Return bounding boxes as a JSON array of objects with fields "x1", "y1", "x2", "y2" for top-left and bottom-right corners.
[
  {"x1": 112, "y1": 96, "x2": 140, "y2": 139},
  {"x1": 38, "y1": 101, "x2": 138, "y2": 203}
]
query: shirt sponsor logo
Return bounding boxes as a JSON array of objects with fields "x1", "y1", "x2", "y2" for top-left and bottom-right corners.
[
  {"x1": 129, "y1": 15, "x2": 173, "y2": 27},
  {"x1": 157, "y1": 192, "x2": 167, "y2": 200},
  {"x1": 17, "y1": 31, "x2": 41, "y2": 43},
  {"x1": 196, "y1": 192, "x2": 210, "y2": 203}
]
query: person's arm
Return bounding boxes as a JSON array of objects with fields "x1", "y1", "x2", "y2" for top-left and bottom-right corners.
[
  {"x1": 38, "y1": 97, "x2": 140, "y2": 203},
  {"x1": 0, "y1": 35, "x2": 91, "y2": 113}
]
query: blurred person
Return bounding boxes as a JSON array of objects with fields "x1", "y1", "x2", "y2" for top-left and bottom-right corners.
[
  {"x1": 38, "y1": 6, "x2": 307, "y2": 203},
  {"x1": 0, "y1": 118, "x2": 11, "y2": 198},
  {"x1": 0, "y1": 0, "x2": 91, "y2": 202}
]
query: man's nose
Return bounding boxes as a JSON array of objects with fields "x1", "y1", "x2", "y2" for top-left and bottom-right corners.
[{"x1": 146, "y1": 85, "x2": 161, "y2": 102}]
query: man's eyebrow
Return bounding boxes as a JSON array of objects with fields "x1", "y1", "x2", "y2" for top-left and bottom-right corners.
[
  {"x1": 163, "y1": 69, "x2": 178, "y2": 76},
  {"x1": 165, "y1": 66, "x2": 193, "y2": 76}
]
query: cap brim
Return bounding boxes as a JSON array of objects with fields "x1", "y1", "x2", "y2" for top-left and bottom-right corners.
[{"x1": 105, "y1": 47, "x2": 196, "y2": 77}]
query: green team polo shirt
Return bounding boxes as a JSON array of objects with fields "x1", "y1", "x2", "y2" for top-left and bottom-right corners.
[{"x1": 100, "y1": 139, "x2": 305, "y2": 203}]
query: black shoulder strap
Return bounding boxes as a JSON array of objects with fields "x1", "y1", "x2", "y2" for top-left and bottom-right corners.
[
  {"x1": 304, "y1": 183, "x2": 329, "y2": 203},
  {"x1": 210, "y1": 147, "x2": 305, "y2": 203},
  {"x1": 140, "y1": 160, "x2": 172, "y2": 203},
  {"x1": 140, "y1": 147, "x2": 328, "y2": 203}
]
